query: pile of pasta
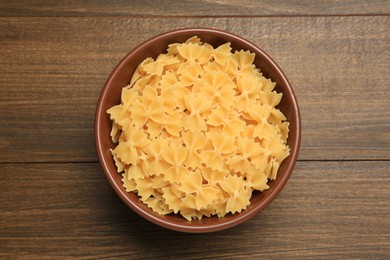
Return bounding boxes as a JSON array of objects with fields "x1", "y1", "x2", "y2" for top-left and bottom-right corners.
[{"x1": 107, "y1": 36, "x2": 290, "y2": 221}]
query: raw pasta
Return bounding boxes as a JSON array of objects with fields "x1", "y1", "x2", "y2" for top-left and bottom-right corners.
[{"x1": 107, "y1": 36, "x2": 290, "y2": 221}]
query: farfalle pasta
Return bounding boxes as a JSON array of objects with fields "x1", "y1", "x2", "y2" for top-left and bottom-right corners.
[{"x1": 107, "y1": 36, "x2": 290, "y2": 221}]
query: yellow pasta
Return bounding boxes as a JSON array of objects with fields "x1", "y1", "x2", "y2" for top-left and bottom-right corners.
[{"x1": 107, "y1": 36, "x2": 290, "y2": 220}]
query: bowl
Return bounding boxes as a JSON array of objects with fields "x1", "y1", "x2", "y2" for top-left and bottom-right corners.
[{"x1": 95, "y1": 28, "x2": 301, "y2": 233}]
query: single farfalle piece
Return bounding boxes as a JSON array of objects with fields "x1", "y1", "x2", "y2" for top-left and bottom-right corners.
[
  {"x1": 162, "y1": 184, "x2": 185, "y2": 214},
  {"x1": 179, "y1": 194, "x2": 198, "y2": 221},
  {"x1": 177, "y1": 42, "x2": 204, "y2": 63},
  {"x1": 262, "y1": 137, "x2": 290, "y2": 162},
  {"x1": 131, "y1": 97, "x2": 166, "y2": 128},
  {"x1": 237, "y1": 137, "x2": 262, "y2": 159},
  {"x1": 161, "y1": 146, "x2": 190, "y2": 184},
  {"x1": 200, "y1": 167, "x2": 226, "y2": 186},
  {"x1": 177, "y1": 62, "x2": 204, "y2": 86},
  {"x1": 248, "y1": 103, "x2": 278, "y2": 140},
  {"x1": 142, "y1": 55, "x2": 180, "y2": 76},
  {"x1": 141, "y1": 85, "x2": 159, "y2": 107},
  {"x1": 159, "y1": 70, "x2": 179, "y2": 88},
  {"x1": 277, "y1": 121, "x2": 290, "y2": 143},
  {"x1": 219, "y1": 175, "x2": 251, "y2": 214},
  {"x1": 268, "y1": 107, "x2": 287, "y2": 125},
  {"x1": 121, "y1": 87, "x2": 138, "y2": 107},
  {"x1": 251, "y1": 151, "x2": 269, "y2": 172},
  {"x1": 167, "y1": 36, "x2": 202, "y2": 56},
  {"x1": 135, "y1": 176, "x2": 154, "y2": 201},
  {"x1": 194, "y1": 71, "x2": 236, "y2": 110},
  {"x1": 185, "y1": 36, "x2": 203, "y2": 45},
  {"x1": 144, "y1": 138, "x2": 170, "y2": 176},
  {"x1": 152, "y1": 175, "x2": 170, "y2": 192},
  {"x1": 240, "y1": 124, "x2": 256, "y2": 139},
  {"x1": 259, "y1": 89, "x2": 283, "y2": 107},
  {"x1": 197, "y1": 43, "x2": 213, "y2": 64},
  {"x1": 214, "y1": 189, "x2": 229, "y2": 217},
  {"x1": 144, "y1": 193, "x2": 173, "y2": 215},
  {"x1": 180, "y1": 169, "x2": 220, "y2": 210},
  {"x1": 145, "y1": 108, "x2": 183, "y2": 138},
  {"x1": 235, "y1": 76, "x2": 262, "y2": 112},
  {"x1": 206, "y1": 107, "x2": 245, "y2": 137},
  {"x1": 258, "y1": 77, "x2": 276, "y2": 91},
  {"x1": 203, "y1": 59, "x2": 230, "y2": 74},
  {"x1": 228, "y1": 50, "x2": 256, "y2": 78},
  {"x1": 131, "y1": 75, "x2": 152, "y2": 93},
  {"x1": 160, "y1": 88, "x2": 176, "y2": 115},
  {"x1": 164, "y1": 110, "x2": 183, "y2": 137},
  {"x1": 201, "y1": 132, "x2": 236, "y2": 171},
  {"x1": 173, "y1": 84, "x2": 191, "y2": 111},
  {"x1": 145, "y1": 120, "x2": 163, "y2": 138},
  {"x1": 182, "y1": 130, "x2": 208, "y2": 169},
  {"x1": 107, "y1": 104, "x2": 131, "y2": 129},
  {"x1": 110, "y1": 149, "x2": 126, "y2": 173},
  {"x1": 129, "y1": 57, "x2": 153, "y2": 88},
  {"x1": 244, "y1": 170, "x2": 269, "y2": 191},
  {"x1": 212, "y1": 42, "x2": 232, "y2": 65},
  {"x1": 183, "y1": 94, "x2": 212, "y2": 132},
  {"x1": 226, "y1": 155, "x2": 252, "y2": 174},
  {"x1": 122, "y1": 171, "x2": 136, "y2": 192},
  {"x1": 112, "y1": 125, "x2": 149, "y2": 165},
  {"x1": 110, "y1": 122, "x2": 121, "y2": 143},
  {"x1": 125, "y1": 164, "x2": 146, "y2": 180}
]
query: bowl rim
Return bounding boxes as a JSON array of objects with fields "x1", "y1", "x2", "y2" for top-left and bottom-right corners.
[{"x1": 95, "y1": 28, "x2": 301, "y2": 233}]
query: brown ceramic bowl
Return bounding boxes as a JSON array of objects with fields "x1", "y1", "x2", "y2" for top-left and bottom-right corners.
[{"x1": 95, "y1": 28, "x2": 301, "y2": 233}]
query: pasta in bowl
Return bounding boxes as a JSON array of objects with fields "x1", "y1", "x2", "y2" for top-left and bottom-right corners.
[{"x1": 95, "y1": 28, "x2": 301, "y2": 232}]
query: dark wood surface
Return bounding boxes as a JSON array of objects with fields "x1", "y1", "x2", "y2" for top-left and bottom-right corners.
[
  {"x1": 0, "y1": 0, "x2": 389, "y2": 16},
  {"x1": 0, "y1": 1, "x2": 389, "y2": 259}
]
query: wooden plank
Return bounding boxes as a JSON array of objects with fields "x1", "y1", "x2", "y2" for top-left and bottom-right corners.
[
  {"x1": 0, "y1": 0, "x2": 389, "y2": 17},
  {"x1": 0, "y1": 16, "x2": 389, "y2": 162},
  {"x1": 0, "y1": 161, "x2": 389, "y2": 258}
]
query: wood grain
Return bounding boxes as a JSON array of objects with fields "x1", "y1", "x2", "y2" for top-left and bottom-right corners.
[
  {"x1": 0, "y1": 16, "x2": 389, "y2": 162},
  {"x1": 0, "y1": 0, "x2": 389, "y2": 17},
  {"x1": 1, "y1": 161, "x2": 389, "y2": 259}
]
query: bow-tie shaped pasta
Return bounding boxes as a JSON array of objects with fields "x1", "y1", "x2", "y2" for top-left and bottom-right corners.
[
  {"x1": 219, "y1": 175, "x2": 251, "y2": 214},
  {"x1": 142, "y1": 55, "x2": 180, "y2": 76},
  {"x1": 107, "y1": 104, "x2": 131, "y2": 129},
  {"x1": 201, "y1": 133, "x2": 236, "y2": 171},
  {"x1": 144, "y1": 138, "x2": 170, "y2": 176},
  {"x1": 144, "y1": 193, "x2": 172, "y2": 216},
  {"x1": 162, "y1": 183, "x2": 185, "y2": 214},
  {"x1": 131, "y1": 98, "x2": 166, "y2": 128},
  {"x1": 179, "y1": 194, "x2": 198, "y2": 221},
  {"x1": 200, "y1": 167, "x2": 226, "y2": 186},
  {"x1": 235, "y1": 76, "x2": 262, "y2": 112},
  {"x1": 227, "y1": 138, "x2": 262, "y2": 174},
  {"x1": 194, "y1": 71, "x2": 236, "y2": 110},
  {"x1": 248, "y1": 103, "x2": 278, "y2": 140},
  {"x1": 228, "y1": 50, "x2": 256, "y2": 78},
  {"x1": 161, "y1": 146, "x2": 190, "y2": 184},
  {"x1": 112, "y1": 125, "x2": 149, "y2": 165},
  {"x1": 177, "y1": 62, "x2": 204, "y2": 86},
  {"x1": 207, "y1": 107, "x2": 245, "y2": 137},
  {"x1": 212, "y1": 42, "x2": 232, "y2": 65},
  {"x1": 107, "y1": 36, "x2": 290, "y2": 221},
  {"x1": 180, "y1": 169, "x2": 220, "y2": 210},
  {"x1": 183, "y1": 94, "x2": 212, "y2": 132},
  {"x1": 177, "y1": 42, "x2": 204, "y2": 63},
  {"x1": 244, "y1": 170, "x2": 269, "y2": 191},
  {"x1": 182, "y1": 130, "x2": 208, "y2": 169}
]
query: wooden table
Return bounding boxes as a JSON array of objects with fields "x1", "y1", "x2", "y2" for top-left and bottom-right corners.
[{"x1": 1, "y1": 1, "x2": 389, "y2": 259}]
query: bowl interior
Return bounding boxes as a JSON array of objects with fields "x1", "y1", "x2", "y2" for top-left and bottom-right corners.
[{"x1": 95, "y1": 28, "x2": 301, "y2": 233}]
